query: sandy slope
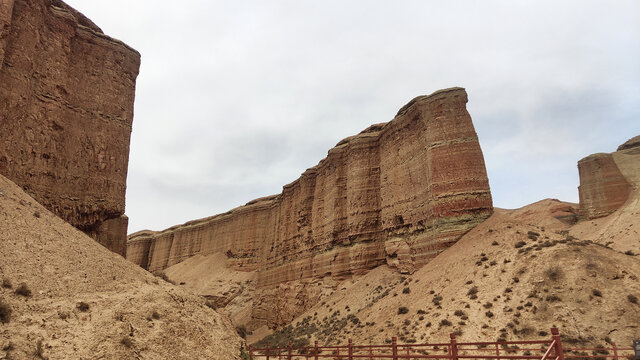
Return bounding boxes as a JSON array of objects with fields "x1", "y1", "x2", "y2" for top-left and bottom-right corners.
[
  {"x1": 164, "y1": 253, "x2": 256, "y2": 328},
  {"x1": 255, "y1": 199, "x2": 640, "y2": 348},
  {"x1": 0, "y1": 175, "x2": 242, "y2": 359}
]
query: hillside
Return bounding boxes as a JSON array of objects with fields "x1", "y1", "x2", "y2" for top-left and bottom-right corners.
[
  {"x1": 252, "y1": 199, "x2": 639, "y2": 348},
  {"x1": 0, "y1": 175, "x2": 242, "y2": 359}
]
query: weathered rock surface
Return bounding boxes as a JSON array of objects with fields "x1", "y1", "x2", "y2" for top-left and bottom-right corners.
[
  {"x1": 0, "y1": 0, "x2": 140, "y2": 256},
  {"x1": 577, "y1": 136, "x2": 640, "y2": 219},
  {"x1": 129, "y1": 87, "x2": 493, "y2": 327}
]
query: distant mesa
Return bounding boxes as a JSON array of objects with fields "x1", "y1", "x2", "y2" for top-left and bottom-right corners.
[
  {"x1": 578, "y1": 135, "x2": 640, "y2": 219},
  {"x1": 127, "y1": 87, "x2": 494, "y2": 327}
]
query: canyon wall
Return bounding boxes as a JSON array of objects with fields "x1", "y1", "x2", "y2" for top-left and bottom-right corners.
[
  {"x1": 577, "y1": 136, "x2": 640, "y2": 219},
  {"x1": 0, "y1": 0, "x2": 140, "y2": 256},
  {"x1": 128, "y1": 87, "x2": 493, "y2": 327}
]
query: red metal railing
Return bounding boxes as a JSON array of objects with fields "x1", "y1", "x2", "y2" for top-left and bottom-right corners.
[{"x1": 248, "y1": 328, "x2": 635, "y2": 360}]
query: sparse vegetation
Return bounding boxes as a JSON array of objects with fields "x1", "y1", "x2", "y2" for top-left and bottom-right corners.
[
  {"x1": 15, "y1": 282, "x2": 32, "y2": 297},
  {"x1": 236, "y1": 326, "x2": 247, "y2": 339},
  {"x1": 485, "y1": 311, "x2": 494, "y2": 318},
  {"x1": 2, "y1": 278, "x2": 12, "y2": 289},
  {"x1": 154, "y1": 272, "x2": 175, "y2": 285},
  {"x1": 592, "y1": 289, "x2": 602, "y2": 297},
  {"x1": 0, "y1": 300, "x2": 11, "y2": 324},
  {"x1": 544, "y1": 266, "x2": 562, "y2": 281},
  {"x1": 120, "y1": 336, "x2": 133, "y2": 348},
  {"x1": 439, "y1": 319, "x2": 452, "y2": 327},
  {"x1": 397, "y1": 307, "x2": 409, "y2": 315},
  {"x1": 402, "y1": 287, "x2": 411, "y2": 294},
  {"x1": 514, "y1": 241, "x2": 527, "y2": 248},
  {"x1": 76, "y1": 301, "x2": 90, "y2": 312},
  {"x1": 36, "y1": 339, "x2": 47, "y2": 359},
  {"x1": 628, "y1": 294, "x2": 638, "y2": 304},
  {"x1": 151, "y1": 310, "x2": 161, "y2": 320},
  {"x1": 467, "y1": 286, "x2": 478, "y2": 297}
]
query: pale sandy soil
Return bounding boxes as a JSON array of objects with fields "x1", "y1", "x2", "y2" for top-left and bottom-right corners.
[{"x1": 0, "y1": 175, "x2": 243, "y2": 360}]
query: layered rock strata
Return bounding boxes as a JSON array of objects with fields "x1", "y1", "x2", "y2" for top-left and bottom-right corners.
[
  {"x1": 577, "y1": 137, "x2": 640, "y2": 219},
  {"x1": 128, "y1": 87, "x2": 493, "y2": 326},
  {"x1": 0, "y1": 0, "x2": 140, "y2": 256}
]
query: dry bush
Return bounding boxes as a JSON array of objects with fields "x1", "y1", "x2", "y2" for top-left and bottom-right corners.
[
  {"x1": 1, "y1": 278, "x2": 12, "y2": 289},
  {"x1": 14, "y1": 283, "x2": 31, "y2": 297},
  {"x1": 397, "y1": 307, "x2": 409, "y2": 315},
  {"x1": 120, "y1": 336, "x2": 133, "y2": 348},
  {"x1": 544, "y1": 266, "x2": 562, "y2": 281},
  {"x1": 76, "y1": 302, "x2": 90, "y2": 312},
  {"x1": 628, "y1": 294, "x2": 638, "y2": 304},
  {"x1": 0, "y1": 300, "x2": 11, "y2": 324}
]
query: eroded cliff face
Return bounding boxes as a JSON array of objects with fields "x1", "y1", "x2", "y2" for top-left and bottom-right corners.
[
  {"x1": 128, "y1": 87, "x2": 493, "y2": 327},
  {"x1": 577, "y1": 136, "x2": 640, "y2": 219},
  {"x1": 0, "y1": 0, "x2": 140, "y2": 256}
]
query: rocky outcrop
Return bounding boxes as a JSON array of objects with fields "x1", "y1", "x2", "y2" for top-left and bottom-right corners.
[
  {"x1": 129, "y1": 88, "x2": 493, "y2": 327},
  {"x1": 577, "y1": 136, "x2": 640, "y2": 219},
  {"x1": 0, "y1": 0, "x2": 140, "y2": 256}
]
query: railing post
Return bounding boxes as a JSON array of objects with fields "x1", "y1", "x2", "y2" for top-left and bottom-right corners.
[
  {"x1": 314, "y1": 340, "x2": 319, "y2": 360},
  {"x1": 611, "y1": 342, "x2": 618, "y2": 360},
  {"x1": 266, "y1": 344, "x2": 270, "y2": 360},
  {"x1": 249, "y1": 345, "x2": 254, "y2": 359},
  {"x1": 288, "y1": 341, "x2": 293, "y2": 360},
  {"x1": 369, "y1": 344, "x2": 373, "y2": 360},
  {"x1": 450, "y1": 333, "x2": 459, "y2": 360},
  {"x1": 348, "y1": 338, "x2": 353, "y2": 360},
  {"x1": 551, "y1": 328, "x2": 565, "y2": 360},
  {"x1": 392, "y1": 337, "x2": 398, "y2": 360},
  {"x1": 495, "y1": 343, "x2": 501, "y2": 360}
]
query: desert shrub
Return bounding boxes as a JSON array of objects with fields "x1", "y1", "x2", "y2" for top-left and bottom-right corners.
[
  {"x1": 492, "y1": 241, "x2": 499, "y2": 246},
  {"x1": 485, "y1": 311, "x2": 494, "y2": 318},
  {"x1": 467, "y1": 286, "x2": 478, "y2": 296},
  {"x1": 432, "y1": 295, "x2": 443, "y2": 305},
  {"x1": 402, "y1": 287, "x2": 411, "y2": 294},
  {"x1": 483, "y1": 302, "x2": 493, "y2": 309},
  {"x1": 236, "y1": 326, "x2": 247, "y2": 339},
  {"x1": 15, "y1": 283, "x2": 31, "y2": 297},
  {"x1": 624, "y1": 250, "x2": 635, "y2": 256},
  {"x1": 546, "y1": 295, "x2": 562, "y2": 302},
  {"x1": 33, "y1": 211, "x2": 41, "y2": 218},
  {"x1": 205, "y1": 300, "x2": 217, "y2": 310},
  {"x1": 417, "y1": 309, "x2": 426, "y2": 314},
  {"x1": 120, "y1": 336, "x2": 133, "y2": 348},
  {"x1": 628, "y1": 294, "x2": 638, "y2": 304},
  {"x1": 592, "y1": 289, "x2": 602, "y2": 297},
  {"x1": 454, "y1": 310, "x2": 465, "y2": 317},
  {"x1": 151, "y1": 311, "x2": 161, "y2": 320},
  {"x1": 439, "y1": 319, "x2": 452, "y2": 327},
  {"x1": 527, "y1": 231, "x2": 540, "y2": 240},
  {"x1": 35, "y1": 339, "x2": 46, "y2": 359},
  {"x1": 0, "y1": 300, "x2": 11, "y2": 324},
  {"x1": 544, "y1": 266, "x2": 562, "y2": 281},
  {"x1": 397, "y1": 307, "x2": 409, "y2": 315},
  {"x1": 154, "y1": 272, "x2": 175, "y2": 285},
  {"x1": 76, "y1": 302, "x2": 90, "y2": 312},
  {"x1": 514, "y1": 241, "x2": 527, "y2": 248},
  {"x1": 1, "y1": 278, "x2": 12, "y2": 289}
]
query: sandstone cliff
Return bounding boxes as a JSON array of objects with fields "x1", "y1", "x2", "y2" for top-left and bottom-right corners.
[
  {"x1": 577, "y1": 135, "x2": 639, "y2": 219},
  {"x1": 130, "y1": 87, "x2": 493, "y2": 328},
  {"x1": 0, "y1": 0, "x2": 140, "y2": 256}
]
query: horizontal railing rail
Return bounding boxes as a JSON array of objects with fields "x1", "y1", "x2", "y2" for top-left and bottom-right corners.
[{"x1": 248, "y1": 328, "x2": 636, "y2": 360}]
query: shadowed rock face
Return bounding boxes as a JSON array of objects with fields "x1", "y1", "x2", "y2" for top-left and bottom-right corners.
[
  {"x1": 577, "y1": 136, "x2": 640, "y2": 219},
  {"x1": 0, "y1": 0, "x2": 140, "y2": 256},
  {"x1": 128, "y1": 87, "x2": 493, "y2": 327}
]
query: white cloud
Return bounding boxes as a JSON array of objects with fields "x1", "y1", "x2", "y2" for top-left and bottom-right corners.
[{"x1": 64, "y1": 0, "x2": 640, "y2": 231}]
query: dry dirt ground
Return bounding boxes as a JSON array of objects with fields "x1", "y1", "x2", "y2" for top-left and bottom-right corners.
[{"x1": 0, "y1": 175, "x2": 243, "y2": 360}]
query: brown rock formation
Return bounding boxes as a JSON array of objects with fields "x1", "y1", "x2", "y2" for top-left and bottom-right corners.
[
  {"x1": 577, "y1": 136, "x2": 640, "y2": 219},
  {"x1": 0, "y1": 0, "x2": 140, "y2": 256},
  {"x1": 129, "y1": 87, "x2": 493, "y2": 327}
]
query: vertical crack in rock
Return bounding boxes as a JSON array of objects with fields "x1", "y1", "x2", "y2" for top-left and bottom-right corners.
[{"x1": 127, "y1": 87, "x2": 494, "y2": 327}]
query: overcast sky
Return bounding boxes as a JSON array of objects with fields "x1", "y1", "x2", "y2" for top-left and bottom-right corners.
[{"x1": 65, "y1": 0, "x2": 640, "y2": 234}]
